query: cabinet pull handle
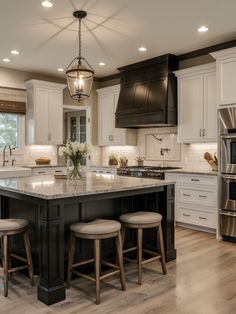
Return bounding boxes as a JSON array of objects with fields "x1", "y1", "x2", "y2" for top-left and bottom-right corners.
[
  {"x1": 199, "y1": 195, "x2": 207, "y2": 198},
  {"x1": 183, "y1": 193, "x2": 191, "y2": 197},
  {"x1": 109, "y1": 135, "x2": 113, "y2": 141},
  {"x1": 191, "y1": 178, "x2": 200, "y2": 182},
  {"x1": 48, "y1": 133, "x2": 51, "y2": 141},
  {"x1": 183, "y1": 213, "x2": 191, "y2": 217},
  {"x1": 55, "y1": 170, "x2": 63, "y2": 173},
  {"x1": 203, "y1": 129, "x2": 206, "y2": 137},
  {"x1": 199, "y1": 129, "x2": 202, "y2": 137},
  {"x1": 38, "y1": 171, "x2": 46, "y2": 174},
  {"x1": 199, "y1": 216, "x2": 207, "y2": 220}
]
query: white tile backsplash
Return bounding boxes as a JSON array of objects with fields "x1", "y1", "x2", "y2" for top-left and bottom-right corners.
[{"x1": 101, "y1": 127, "x2": 217, "y2": 170}]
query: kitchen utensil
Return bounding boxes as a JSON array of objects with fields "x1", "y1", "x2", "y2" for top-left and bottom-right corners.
[{"x1": 119, "y1": 157, "x2": 128, "y2": 167}]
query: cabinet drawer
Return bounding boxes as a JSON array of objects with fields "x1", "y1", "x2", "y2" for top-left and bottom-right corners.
[
  {"x1": 177, "y1": 186, "x2": 217, "y2": 207},
  {"x1": 165, "y1": 173, "x2": 177, "y2": 181},
  {"x1": 195, "y1": 211, "x2": 215, "y2": 228},
  {"x1": 177, "y1": 206, "x2": 216, "y2": 229},
  {"x1": 32, "y1": 167, "x2": 66, "y2": 176},
  {"x1": 177, "y1": 208, "x2": 196, "y2": 224},
  {"x1": 177, "y1": 174, "x2": 217, "y2": 187}
]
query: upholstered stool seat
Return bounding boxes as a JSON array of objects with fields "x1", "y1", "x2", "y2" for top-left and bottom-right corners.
[
  {"x1": 71, "y1": 219, "x2": 121, "y2": 235},
  {"x1": 0, "y1": 219, "x2": 28, "y2": 233},
  {"x1": 67, "y1": 219, "x2": 126, "y2": 304},
  {"x1": 120, "y1": 212, "x2": 162, "y2": 225},
  {"x1": 120, "y1": 211, "x2": 166, "y2": 285},
  {"x1": 0, "y1": 219, "x2": 34, "y2": 297}
]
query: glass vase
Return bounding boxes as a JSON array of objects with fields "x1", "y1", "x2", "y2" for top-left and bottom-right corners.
[{"x1": 67, "y1": 158, "x2": 83, "y2": 180}]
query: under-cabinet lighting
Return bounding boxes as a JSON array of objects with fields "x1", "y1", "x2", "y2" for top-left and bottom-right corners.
[{"x1": 3, "y1": 58, "x2": 10, "y2": 63}]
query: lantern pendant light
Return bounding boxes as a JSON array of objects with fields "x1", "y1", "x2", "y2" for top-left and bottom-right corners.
[{"x1": 66, "y1": 11, "x2": 94, "y2": 101}]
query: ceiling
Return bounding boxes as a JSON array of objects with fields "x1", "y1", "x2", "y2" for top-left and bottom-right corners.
[{"x1": 1, "y1": 0, "x2": 236, "y2": 78}]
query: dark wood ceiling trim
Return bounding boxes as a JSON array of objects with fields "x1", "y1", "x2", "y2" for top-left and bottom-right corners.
[
  {"x1": 178, "y1": 38, "x2": 236, "y2": 61},
  {"x1": 95, "y1": 73, "x2": 120, "y2": 83}
]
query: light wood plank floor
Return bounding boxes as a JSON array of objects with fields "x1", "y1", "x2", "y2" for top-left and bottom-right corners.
[{"x1": 1, "y1": 227, "x2": 236, "y2": 314}]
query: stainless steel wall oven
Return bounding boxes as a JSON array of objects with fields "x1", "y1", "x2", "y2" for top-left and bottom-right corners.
[{"x1": 220, "y1": 108, "x2": 236, "y2": 240}]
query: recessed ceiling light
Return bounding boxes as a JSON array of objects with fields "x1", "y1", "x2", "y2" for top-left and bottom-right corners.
[
  {"x1": 198, "y1": 25, "x2": 208, "y2": 32},
  {"x1": 57, "y1": 68, "x2": 64, "y2": 72},
  {"x1": 11, "y1": 50, "x2": 19, "y2": 55},
  {"x1": 138, "y1": 46, "x2": 147, "y2": 52},
  {"x1": 99, "y1": 62, "x2": 106, "y2": 66},
  {"x1": 3, "y1": 58, "x2": 10, "y2": 63},
  {"x1": 41, "y1": 0, "x2": 53, "y2": 8}
]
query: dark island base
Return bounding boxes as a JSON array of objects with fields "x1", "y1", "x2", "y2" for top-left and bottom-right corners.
[{"x1": 0, "y1": 184, "x2": 175, "y2": 305}]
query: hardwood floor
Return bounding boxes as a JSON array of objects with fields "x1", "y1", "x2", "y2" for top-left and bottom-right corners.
[{"x1": 1, "y1": 227, "x2": 236, "y2": 314}]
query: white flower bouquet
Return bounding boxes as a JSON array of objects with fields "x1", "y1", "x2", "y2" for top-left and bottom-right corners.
[{"x1": 59, "y1": 140, "x2": 88, "y2": 179}]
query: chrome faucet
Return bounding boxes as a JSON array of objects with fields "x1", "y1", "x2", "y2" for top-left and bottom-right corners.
[
  {"x1": 3, "y1": 145, "x2": 14, "y2": 166},
  {"x1": 160, "y1": 148, "x2": 171, "y2": 156}
]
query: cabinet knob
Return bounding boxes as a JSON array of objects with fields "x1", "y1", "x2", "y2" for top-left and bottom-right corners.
[
  {"x1": 203, "y1": 129, "x2": 206, "y2": 136},
  {"x1": 199, "y1": 129, "x2": 202, "y2": 137}
]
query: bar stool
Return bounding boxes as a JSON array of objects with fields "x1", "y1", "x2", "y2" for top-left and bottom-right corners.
[
  {"x1": 0, "y1": 219, "x2": 34, "y2": 297},
  {"x1": 66, "y1": 219, "x2": 126, "y2": 305},
  {"x1": 120, "y1": 211, "x2": 166, "y2": 285}
]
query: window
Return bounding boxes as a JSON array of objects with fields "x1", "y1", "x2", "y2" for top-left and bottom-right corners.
[{"x1": 0, "y1": 113, "x2": 21, "y2": 149}]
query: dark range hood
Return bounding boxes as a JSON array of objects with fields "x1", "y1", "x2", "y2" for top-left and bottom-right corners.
[{"x1": 115, "y1": 54, "x2": 178, "y2": 128}]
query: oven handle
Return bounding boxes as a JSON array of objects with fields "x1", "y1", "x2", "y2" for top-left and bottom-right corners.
[
  {"x1": 221, "y1": 134, "x2": 236, "y2": 139},
  {"x1": 219, "y1": 210, "x2": 236, "y2": 217},
  {"x1": 222, "y1": 175, "x2": 236, "y2": 181}
]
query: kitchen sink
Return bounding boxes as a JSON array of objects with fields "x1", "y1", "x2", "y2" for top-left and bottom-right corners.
[{"x1": 0, "y1": 166, "x2": 32, "y2": 178}]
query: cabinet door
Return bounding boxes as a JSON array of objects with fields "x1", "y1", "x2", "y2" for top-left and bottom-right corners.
[
  {"x1": 204, "y1": 73, "x2": 217, "y2": 141},
  {"x1": 34, "y1": 88, "x2": 49, "y2": 144},
  {"x1": 48, "y1": 89, "x2": 63, "y2": 145},
  {"x1": 178, "y1": 75, "x2": 204, "y2": 143},
  {"x1": 218, "y1": 57, "x2": 236, "y2": 105},
  {"x1": 113, "y1": 92, "x2": 126, "y2": 144},
  {"x1": 98, "y1": 94, "x2": 115, "y2": 145}
]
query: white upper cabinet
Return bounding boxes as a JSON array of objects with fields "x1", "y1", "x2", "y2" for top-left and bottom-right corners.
[
  {"x1": 97, "y1": 85, "x2": 137, "y2": 146},
  {"x1": 174, "y1": 63, "x2": 216, "y2": 143},
  {"x1": 25, "y1": 80, "x2": 66, "y2": 145},
  {"x1": 211, "y1": 47, "x2": 236, "y2": 106}
]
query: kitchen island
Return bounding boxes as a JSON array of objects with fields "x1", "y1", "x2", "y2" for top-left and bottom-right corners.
[{"x1": 0, "y1": 174, "x2": 175, "y2": 305}]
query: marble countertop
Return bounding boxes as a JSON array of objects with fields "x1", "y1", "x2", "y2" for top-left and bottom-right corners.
[
  {"x1": 24, "y1": 164, "x2": 66, "y2": 169},
  {"x1": 0, "y1": 173, "x2": 175, "y2": 200},
  {"x1": 164, "y1": 167, "x2": 218, "y2": 176}
]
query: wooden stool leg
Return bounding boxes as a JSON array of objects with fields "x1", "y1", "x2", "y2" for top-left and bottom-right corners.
[
  {"x1": 23, "y1": 229, "x2": 34, "y2": 286},
  {"x1": 157, "y1": 224, "x2": 167, "y2": 274},
  {"x1": 116, "y1": 231, "x2": 126, "y2": 291},
  {"x1": 3, "y1": 235, "x2": 9, "y2": 297},
  {"x1": 66, "y1": 232, "x2": 76, "y2": 289},
  {"x1": 121, "y1": 227, "x2": 126, "y2": 249},
  {"x1": 137, "y1": 228, "x2": 143, "y2": 285},
  {"x1": 94, "y1": 239, "x2": 101, "y2": 305}
]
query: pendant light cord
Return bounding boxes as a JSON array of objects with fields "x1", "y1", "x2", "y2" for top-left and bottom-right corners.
[{"x1": 78, "y1": 17, "x2": 82, "y2": 65}]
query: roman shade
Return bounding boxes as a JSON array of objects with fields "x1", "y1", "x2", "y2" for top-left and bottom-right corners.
[{"x1": 0, "y1": 87, "x2": 26, "y2": 114}]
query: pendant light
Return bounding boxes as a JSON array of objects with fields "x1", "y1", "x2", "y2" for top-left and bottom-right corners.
[{"x1": 66, "y1": 11, "x2": 94, "y2": 101}]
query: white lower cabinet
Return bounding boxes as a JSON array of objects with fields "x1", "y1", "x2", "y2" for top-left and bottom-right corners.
[
  {"x1": 32, "y1": 167, "x2": 66, "y2": 176},
  {"x1": 165, "y1": 172, "x2": 218, "y2": 232}
]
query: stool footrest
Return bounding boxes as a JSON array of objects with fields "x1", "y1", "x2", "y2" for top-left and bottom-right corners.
[
  {"x1": 142, "y1": 255, "x2": 161, "y2": 265},
  {"x1": 143, "y1": 249, "x2": 160, "y2": 257},
  {"x1": 123, "y1": 246, "x2": 137, "y2": 254},
  {"x1": 124, "y1": 257, "x2": 137, "y2": 264},
  {"x1": 8, "y1": 265, "x2": 28, "y2": 274},
  {"x1": 101, "y1": 260, "x2": 120, "y2": 270},
  {"x1": 72, "y1": 270, "x2": 96, "y2": 282},
  {"x1": 11, "y1": 253, "x2": 28, "y2": 263},
  {"x1": 73, "y1": 258, "x2": 95, "y2": 268},
  {"x1": 100, "y1": 270, "x2": 120, "y2": 280}
]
